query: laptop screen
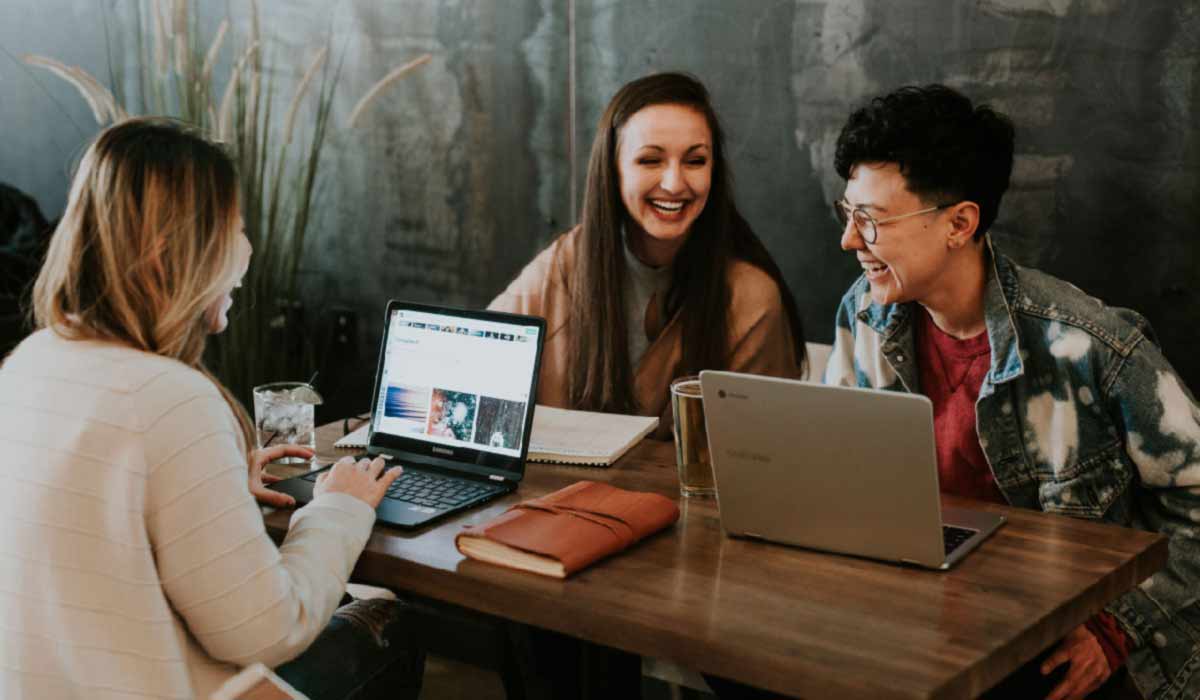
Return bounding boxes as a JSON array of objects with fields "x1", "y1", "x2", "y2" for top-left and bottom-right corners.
[{"x1": 367, "y1": 304, "x2": 543, "y2": 475}]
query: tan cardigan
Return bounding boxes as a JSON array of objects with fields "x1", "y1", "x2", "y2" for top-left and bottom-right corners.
[{"x1": 489, "y1": 228, "x2": 801, "y2": 439}]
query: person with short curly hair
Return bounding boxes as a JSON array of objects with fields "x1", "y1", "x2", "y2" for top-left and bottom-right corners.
[{"x1": 826, "y1": 84, "x2": 1200, "y2": 700}]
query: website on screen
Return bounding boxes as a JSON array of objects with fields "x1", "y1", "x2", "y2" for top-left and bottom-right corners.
[{"x1": 371, "y1": 310, "x2": 539, "y2": 457}]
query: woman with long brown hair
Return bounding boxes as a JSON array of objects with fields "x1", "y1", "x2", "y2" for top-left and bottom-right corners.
[
  {"x1": 0, "y1": 118, "x2": 422, "y2": 699},
  {"x1": 492, "y1": 72, "x2": 805, "y2": 435},
  {"x1": 489, "y1": 73, "x2": 807, "y2": 697}
]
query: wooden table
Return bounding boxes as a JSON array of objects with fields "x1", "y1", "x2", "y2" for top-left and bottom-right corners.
[{"x1": 264, "y1": 421, "x2": 1167, "y2": 699}]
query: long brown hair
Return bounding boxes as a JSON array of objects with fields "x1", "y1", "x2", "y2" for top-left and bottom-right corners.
[
  {"x1": 568, "y1": 72, "x2": 806, "y2": 413},
  {"x1": 32, "y1": 117, "x2": 255, "y2": 451}
]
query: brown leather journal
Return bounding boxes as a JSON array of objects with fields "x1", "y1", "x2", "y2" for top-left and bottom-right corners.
[{"x1": 455, "y1": 481, "x2": 680, "y2": 578}]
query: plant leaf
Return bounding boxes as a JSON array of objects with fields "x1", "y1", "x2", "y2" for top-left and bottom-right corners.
[
  {"x1": 22, "y1": 54, "x2": 110, "y2": 125},
  {"x1": 283, "y1": 47, "x2": 327, "y2": 145},
  {"x1": 346, "y1": 53, "x2": 431, "y2": 128},
  {"x1": 201, "y1": 19, "x2": 228, "y2": 85}
]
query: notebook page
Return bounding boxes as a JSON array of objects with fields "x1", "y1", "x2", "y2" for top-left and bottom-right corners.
[
  {"x1": 334, "y1": 423, "x2": 370, "y2": 448},
  {"x1": 528, "y1": 405, "x2": 658, "y2": 460}
]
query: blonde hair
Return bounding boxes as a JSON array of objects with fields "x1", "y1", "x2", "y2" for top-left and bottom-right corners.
[{"x1": 33, "y1": 117, "x2": 255, "y2": 451}]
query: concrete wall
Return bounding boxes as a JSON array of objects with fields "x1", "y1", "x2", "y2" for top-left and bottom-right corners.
[{"x1": 3, "y1": 0, "x2": 1198, "y2": 392}]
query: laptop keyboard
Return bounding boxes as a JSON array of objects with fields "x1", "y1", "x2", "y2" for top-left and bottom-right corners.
[
  {"x1": 301, "y1": 467, "x2": 504, "y2": 510},
  {"x1": 943, "y1": 525, "x2": 978, "y2": 556}
]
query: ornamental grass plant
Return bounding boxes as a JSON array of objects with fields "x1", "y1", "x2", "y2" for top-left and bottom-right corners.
[{"x1": 23, "y1": 0, "x2": 429, "y2": 404}]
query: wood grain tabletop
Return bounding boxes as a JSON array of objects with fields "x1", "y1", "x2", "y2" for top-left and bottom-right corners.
[{"x1": 263, "y1": 421, "x2": 1166, "y2": 699}]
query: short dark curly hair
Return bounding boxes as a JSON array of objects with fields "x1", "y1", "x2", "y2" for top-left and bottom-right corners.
[{"x1": 834, "y1": 85, "x2": 1015, "y2": 238}]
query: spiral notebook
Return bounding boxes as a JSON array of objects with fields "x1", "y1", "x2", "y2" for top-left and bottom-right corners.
[{"x1": 336, "y1": 405, "x2": 658, "y2": 467}]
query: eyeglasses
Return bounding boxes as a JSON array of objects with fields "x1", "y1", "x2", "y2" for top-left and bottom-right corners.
[{"x1": 833, "y1": 199, "x2": 950, "y2": 244}]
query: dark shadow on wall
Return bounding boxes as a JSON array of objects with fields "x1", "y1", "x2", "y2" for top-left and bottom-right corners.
[{"x1": 0, "y1": 183, "x2": 51, "y2": 360}]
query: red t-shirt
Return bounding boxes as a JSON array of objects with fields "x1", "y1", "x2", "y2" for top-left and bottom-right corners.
[
  {"x1": 916, "y1": 309, "x2": 1004, "y2": 504},
  {"x1": 915, "y1": 309, "x2": 1129, "y2": 671}
]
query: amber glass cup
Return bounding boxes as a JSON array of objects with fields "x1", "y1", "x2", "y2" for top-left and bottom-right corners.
[{"x1": 670, "y1": 376, "x2": 715, "y2": 498}]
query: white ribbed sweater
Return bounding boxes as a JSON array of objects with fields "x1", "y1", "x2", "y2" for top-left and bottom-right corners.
[{"x1": 0, "y1": 330, "x2": 376, "y2": 699}]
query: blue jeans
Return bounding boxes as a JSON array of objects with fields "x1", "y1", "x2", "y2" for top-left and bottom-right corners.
[{"x1": 276, "y1": 597, "x2": 425, "y2": 700}]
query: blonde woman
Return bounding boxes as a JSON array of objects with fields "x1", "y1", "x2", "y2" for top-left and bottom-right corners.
[{"x1": 0, "y1": 119, "x2": 422, "y2": 699}]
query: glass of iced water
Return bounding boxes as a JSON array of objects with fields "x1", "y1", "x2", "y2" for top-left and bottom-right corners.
[{"x1": 252, "y1": 382, "x2": 321, "y2": 463}]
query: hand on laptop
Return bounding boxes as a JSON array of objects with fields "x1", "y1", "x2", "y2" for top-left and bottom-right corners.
[
  {"x1": 249, "y1": 445, "x2": 315, "y2": 508},
  {"x1": 315, "y1": 456, "x2": 404, "y2": 509}
]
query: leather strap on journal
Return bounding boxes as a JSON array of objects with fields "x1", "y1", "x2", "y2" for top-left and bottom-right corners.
[
  {"x1": 509, "y1": 500, "x2": 638, "y2": 543},
  {"x1": 456, "y1": 481, "x2": 680, "y2": 576}
]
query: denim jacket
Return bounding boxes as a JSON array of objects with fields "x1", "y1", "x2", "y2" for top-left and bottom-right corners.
[{"x1": 825, "y1": 240, "x2": 1200, "y2": 700}]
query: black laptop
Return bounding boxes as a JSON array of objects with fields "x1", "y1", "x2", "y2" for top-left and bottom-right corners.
[{"x1": 269, "y1": 300, "x2": 545, "y2": 528}]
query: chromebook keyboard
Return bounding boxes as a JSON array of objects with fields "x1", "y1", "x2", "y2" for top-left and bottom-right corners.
[{"x1": 942, "y1": 525, "x2": 977, "y2": 556}]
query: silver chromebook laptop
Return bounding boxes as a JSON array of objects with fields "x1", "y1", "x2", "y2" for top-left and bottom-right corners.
[{"x1": 699, "y1": 371, "x2": 1005, "y2": 570}]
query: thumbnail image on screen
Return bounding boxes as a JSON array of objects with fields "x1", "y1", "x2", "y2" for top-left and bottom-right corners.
[
  {"x1": 426, "y1": 389, "x2": 477, "y2": 443},
  {"x1": 383, "y1": 384, "x2": 430, "y2": 434},
  {"x1": 473, "y1": 397, "x2": 528, "y2": 451}
]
